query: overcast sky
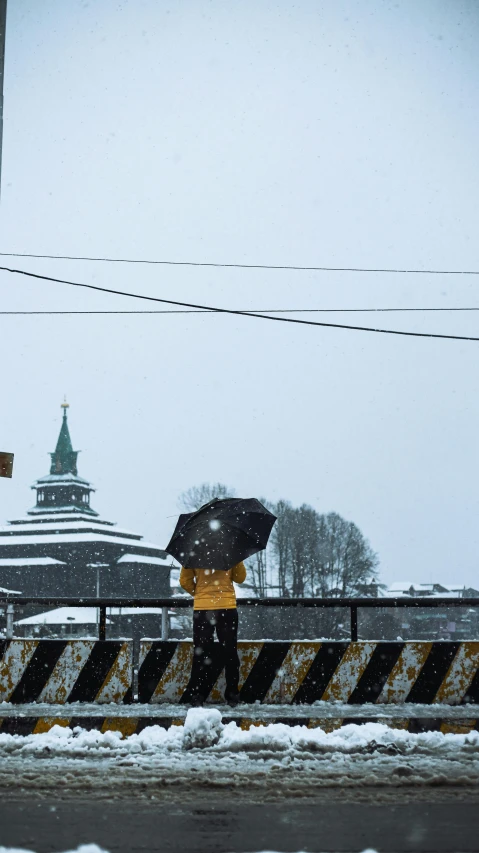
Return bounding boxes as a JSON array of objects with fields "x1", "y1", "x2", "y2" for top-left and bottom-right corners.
[{"x1": 0, "y1": 0, "x2": 478, "y2": 588}]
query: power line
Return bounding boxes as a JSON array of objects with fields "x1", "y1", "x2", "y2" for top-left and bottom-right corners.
[
  {"x1": 1, "y1": 307, "x2": 479, "y2": 315},
  {"x1": 1, "y1": 264, "x2": 478, "y2": 341},
  {"x1": 0, "y1": 251, "x2": 478, "y2": 276}
]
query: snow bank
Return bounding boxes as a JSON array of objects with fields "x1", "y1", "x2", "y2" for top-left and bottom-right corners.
[
  {"x1": 1, "y1": 710, "x2": 478, "y2": 792},
  {"x1": 0, "y1": 847, "x2": 108, "y2": 853},
  {"x1": 0, "y1": 710, "x2": 478, "y2": 761},
  {"x1": 0, "y1": 845, "x2": 379, "y2": 853},
  {"x1": 218, "y1": 719, "x2": 479, "y2": 756}
]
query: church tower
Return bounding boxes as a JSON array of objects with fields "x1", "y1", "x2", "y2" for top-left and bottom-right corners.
[
  {"x1": 0, "y1": 402, "x2": 172, "y2": 597},
  {"x1": 29, "y1": 401, "x2": 97, "y2": 517}
]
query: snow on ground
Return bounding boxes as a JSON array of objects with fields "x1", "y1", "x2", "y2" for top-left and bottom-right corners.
[
  {"x1": 0, "y1": 708, "x2": 478, "y2": 797},
  {"x1": 0, "y1": 847, "x2": 108, "y2": 853},
  {"x1": 1, "y1": 845, "x2": 380, "y2": 853}
]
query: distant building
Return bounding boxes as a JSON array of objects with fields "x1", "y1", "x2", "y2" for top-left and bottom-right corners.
[
  {"x1": 0, "y1": 403, "x2": 173, "y2": 599},
  {"x1": 384, "y1": 582, "x2": 479, "y2": 598},
  {"x1": 374, "y1": 580, "x2": 479, "y2": 641},
  {"x1": 14, "y1": 606, "x2": 113, "y2": 638}
]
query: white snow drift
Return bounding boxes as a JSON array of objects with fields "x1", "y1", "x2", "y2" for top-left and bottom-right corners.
[{"x1": 0, "y1": 709, "x2": 478, "y2": 791}]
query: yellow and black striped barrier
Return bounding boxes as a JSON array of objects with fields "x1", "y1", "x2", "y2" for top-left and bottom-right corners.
[
  {"x1": 2, "y1": 639, "x2": 479, "y2": 706},
  {"x1": 139, "y1": 640, "x2": 479, "y2": 705},
  {"x1": 0, "y1": 639, "x2": 131, "y2": 704}
]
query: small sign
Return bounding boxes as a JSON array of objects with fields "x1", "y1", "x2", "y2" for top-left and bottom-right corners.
[{"x1": 0, "y1": 452, "x2": 14, "y2": 478}]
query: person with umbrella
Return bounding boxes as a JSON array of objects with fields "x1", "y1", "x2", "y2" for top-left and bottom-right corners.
[
  {"x1": 166, "y1": 497, "x2": 276, "y2": 707},
  {"x1": 179, "y1": 558, "x2": 246, "y2": 706}
]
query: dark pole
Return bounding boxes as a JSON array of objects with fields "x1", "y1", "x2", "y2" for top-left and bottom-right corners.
[
  {"x1": 350, "y1": 604, "x2": 358, "y2": 642},
  {"x1": 99, "y1": 606, "x2": 107, "y2": 641},
  {"x1": 0, "y1": 0, "x2": 6, "y2": 199}
]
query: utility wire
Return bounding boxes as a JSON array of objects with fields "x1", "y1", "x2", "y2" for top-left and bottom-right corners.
[
  {"x1": 1, "y1": 307, "x2": 479, "y2": 315},
  {"x1": 0, "y1": 251, "x2": 478, "y2": 276},
  {"x1": 1, "y1": 264, "x2": 478, "y2": 341}
]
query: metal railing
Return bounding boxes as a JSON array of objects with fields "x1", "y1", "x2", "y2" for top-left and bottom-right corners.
[{"x1": 1, "y1": 595, "x2": 478, "y2": 641}]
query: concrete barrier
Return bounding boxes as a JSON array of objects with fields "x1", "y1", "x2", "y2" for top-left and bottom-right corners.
[
  {"x1": 0, "y1": 639, "x2": 131, "y2": 704},
  {"x1": 2, "y1": 639, "x2": 479, "y2": 706},
  {"x1": 138, "y1": 640, "x2": 479, "y2": 705}
]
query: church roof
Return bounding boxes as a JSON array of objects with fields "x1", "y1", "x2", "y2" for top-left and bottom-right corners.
[
  {"x1": 0, "y1": 517, "x2": 142, "y2": 539},
  {"x1": 7, "y1": 514, "x2": 114, "y2": 527},
  {"x1": 116, "y1": 553, "x2": 177, "y2": 567},
  {"x1": 0, "y1": 557, "x2": 65, "y2": 567},
  {"x1": 0, "y1": 402, "x2": 170, "y2": 573},
  {"x1": 0, "y1": 530, "x2": 165, "y2": 553},
  {"x1": 35, "y1": 473, "x2": 92, "y2": 487}
]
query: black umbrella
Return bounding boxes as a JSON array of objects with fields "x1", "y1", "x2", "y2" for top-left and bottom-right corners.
[{"x1": 165, "y1": 497, "x2": 277, "y2": 570}]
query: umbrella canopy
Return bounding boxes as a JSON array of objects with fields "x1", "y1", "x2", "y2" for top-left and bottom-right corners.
[{"x1": 165, "y1": 498, "x2": 277, "y2": 570}]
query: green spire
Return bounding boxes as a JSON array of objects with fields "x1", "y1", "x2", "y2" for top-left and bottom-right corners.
[{"x1": 50, "y1": 400, "x2": 79, "y2": 475}]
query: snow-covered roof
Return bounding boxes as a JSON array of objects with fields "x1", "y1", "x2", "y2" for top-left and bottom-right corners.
[
  {"x1": 34, "y1": 473, "x2": 93, "y2": 487},
  {"x1": 0, "y1": 519, "x2": 143, "y2": 540},
  {"x1": 430, "y1": 591, "x2": 465, "y2": 599},
  {"x1": 108, "y1": 607, "x2": 165, "y2": 615},
  {"x1": 0, "y1": 585, "x2": 21, "y2": 595},
  {"x1": 234, "y1": 582, "x2": 257, "y2": 598},
  {"x1": 26, "y1": 506, "x2": 98, "y2": 517},
  {"x1": 0, "y1": 557, "x2": 65, "y2": 567},
  {"x1": 116, "y1": 553, "x2": 174, "y2": 567},
  {"x1": 0, "y1": 531, "x2": 167, "y2": 554},
  {"x1": 371, "y1": 586, "x2": 391, "y2": 598},
  {"x1": 382, "y1": 586, "x2": 413, "y2": 597},
  {"x1": 15, "y1": 607, "x2": 112, "y2": 626},
  {"x1": 8, "y1": 513, "x2": 115, "y2": 527},
  {"x1": 384, "y1": 581, "x2": 475, "y2": 599}
]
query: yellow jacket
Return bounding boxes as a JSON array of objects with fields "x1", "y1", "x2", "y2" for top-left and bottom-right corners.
[{"x1": 179, "y1": 562, "x2": 247, "y2": 610}]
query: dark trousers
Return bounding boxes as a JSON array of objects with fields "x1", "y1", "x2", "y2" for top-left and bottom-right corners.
[{"x1": 185, "y1": 609, "x2": 240, "y2": 701}]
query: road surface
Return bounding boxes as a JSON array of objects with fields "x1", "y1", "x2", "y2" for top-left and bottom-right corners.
[
  {"x1": 2, "y1": 791, "x2": 479, "y2": 852},
  {"x1": 1, "y1": 713, "x2": 478, "y2": 851}
]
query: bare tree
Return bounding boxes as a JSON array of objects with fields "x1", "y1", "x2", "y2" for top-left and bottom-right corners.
[
  {"x1": 289, "y1": 504, "x2": 321, "y2": 597},
  {"x1": 247, "y1": 548, "x2": 268, "y2": 598},
  {"x1": 269, "y1": 500, "x2": 294, "y2": 596},
  {"x1": 178, "y1": 482, "x2": 237, "y2": 512},
  {"x1": 314, "y1": 512, "x2": 378, "y2": 597},
  {"x1": 268, "y1": 504, "x2": 378, "y2": 599},
  {"x1": 269, "y1": 502, "x2": 317, "y2": 596}
]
